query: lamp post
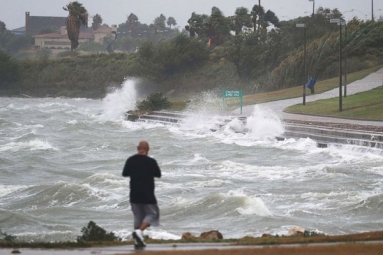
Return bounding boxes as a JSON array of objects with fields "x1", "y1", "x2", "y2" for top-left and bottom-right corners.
[
  {"x1": 344, "y1": 20, "x2": 348, "y2": 97},
  {"x1": 330, "y1": 19, "x2": 344, "y2": 112},
  {"x1": 372, "y1": 0, "x2": 374, "y2": 21},
  {"x1": 296, "y1": 23, "x2": 307, "y2": 105},
  {"x1": 308, "y1": 0, "x2": 315, "y2": 19}
]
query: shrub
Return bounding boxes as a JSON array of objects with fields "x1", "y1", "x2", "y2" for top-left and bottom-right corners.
[
  {"x1": 77, "y1": 221, "x2": 119, "y2": 242},
  {"x1": 0, "y1": 49, "x2": 19, "y2": 88},
  {"x1": 56, "y1": 50, "x2": 79, "y2": 58},
  {"x1": 0, "y1": 230, "x2": 17, "y2": 244},
  {"x1": 137, "y1": 92, "x2": 172, "y2": 111}
]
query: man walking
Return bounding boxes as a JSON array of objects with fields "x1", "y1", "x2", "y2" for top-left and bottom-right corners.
[{"x1": 122, "y1": 141, "x2": 161, "y2": 248}]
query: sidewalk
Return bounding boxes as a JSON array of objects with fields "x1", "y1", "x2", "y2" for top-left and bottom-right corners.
[
  {"x1": 235, "y1": 67, "x2": 383, "y2": 127},
  {"x1": 2, "y1": 241, "x2": 383, "y2": 255}
]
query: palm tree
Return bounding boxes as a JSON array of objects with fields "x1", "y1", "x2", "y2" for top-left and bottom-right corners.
[
  {"x1": 92, "y1": 14, "x2": 102, "y2": 30},
  {"x1": 263, "y1": 10, "x2": 280, "y2": 28},
  {"x1": 63, "y1": 1, "x2": 88, "y2": 51},
  {"x1": 167, "y1": 17, "x2": 177, "y2": 29},
  {"x1": 233, "y1": 7, "x2": 252, "y2": 35},
  {"x1": 127, "y1": 13, "x2": 139, "y2": 35},
  {"x1": 153, "y1": 14, "x2": 166, "y2": 33},
  {"x1": 185, "y1": 12, "x2": 208, "y2": 37}
]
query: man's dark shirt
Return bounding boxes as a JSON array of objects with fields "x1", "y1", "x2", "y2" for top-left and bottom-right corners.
[{"x1": 122, "y1": 154, "x2": 161, "y2": 204}]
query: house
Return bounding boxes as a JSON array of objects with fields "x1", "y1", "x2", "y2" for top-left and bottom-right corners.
[
  {"x1": 33, "y1": 26, "x2": 93, "y2": 53},
  {"x1": 11, "y1": 27, "x2": 26, "y2": 36},
  {"x1": 25, "y1": 12, "x2": 68, "y2": 36},
  {"x1": 94, "y1": 25, "x2": 117, "y2": 43},
  {"x1": 21, "y1": 12, "x2": 114, "y2": 53}
]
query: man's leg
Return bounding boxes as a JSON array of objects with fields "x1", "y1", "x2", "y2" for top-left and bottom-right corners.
[
  {"x1": 138, "y1": 221, "x2": 150, "y2": 231},
  {"x1": 131, "y1": 203, "x2": 146, "y2": 247}
]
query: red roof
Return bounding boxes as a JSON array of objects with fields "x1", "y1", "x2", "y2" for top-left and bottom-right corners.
[{"x1": 33, "y1": 32, "x2": 94, "y2": 39}]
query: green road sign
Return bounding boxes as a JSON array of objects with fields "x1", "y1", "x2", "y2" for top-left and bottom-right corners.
[
  {"x1": 222, "y1": 90, "x2": 243, "y2": 115},
  {"x1": 223, "y1": 90, "x2": 243, "y2": 98}
]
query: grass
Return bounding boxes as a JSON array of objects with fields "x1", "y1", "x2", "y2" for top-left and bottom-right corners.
[
  {"x1": 211, "y1": 66, "x2": 383, "y2": 111},
  {"x1": 2, "y1": 231, "x2": 383, "y2": 249},
  {"x1": 285, "y1": 87, "x2": 383, "y2": 120}
]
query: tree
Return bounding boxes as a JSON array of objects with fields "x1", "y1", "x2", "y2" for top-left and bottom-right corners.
[
  {"x1": 153, "y1": 14, "x2": 166, "y2": 33},
  {"x1": 232, "y1": 7, "x2": 252, "y2": 35},
  {"x1": 167, "y1": 17, "x2": 177, "y2": 29},
  {"x1": 0, "y1": 49, "x2": 19, "y2": 88},
  {"x1": 251, "y1": 4, "x2": 265, "y2": 35},
  {"x1": 92, "y1": 14, "x2": 102, "y2": 30},
  {"x1": 127, "y1": 13, "x2": 139, "y2": 36},
  {"x1": 0, "y1": 21, "x2": 6, "y2": 36},
  {"x1": 63, "y1": 1, "x2": 88, "y2": 50},
  {"x1": 206, "y1": 7, "x2": 231, "y2": 46},
  {"x1": 185, "y1": 12, "x2": 209, "y2": 37},
  {"x1": 263, "y1": 10, "x2": 280, "y2": 28}
]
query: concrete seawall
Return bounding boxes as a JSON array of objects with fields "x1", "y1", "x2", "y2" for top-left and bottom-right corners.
[{"x1": 126, "y1": 111, "x2": 383, "y2": 149}]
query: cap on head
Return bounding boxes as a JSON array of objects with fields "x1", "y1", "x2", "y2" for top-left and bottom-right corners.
[{"x1": 137, "y1": 141, "x2": 150, "y2": 155}]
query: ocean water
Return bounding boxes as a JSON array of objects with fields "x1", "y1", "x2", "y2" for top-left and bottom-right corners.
[{"x1": 1, "y1": 79, "x2": 383, "y2": 242}]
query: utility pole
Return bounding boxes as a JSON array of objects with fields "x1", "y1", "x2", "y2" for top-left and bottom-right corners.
[
  {"x1": 344, "y1": 21, "x2": 348, "y2": 97},
  {"x1": 330, "y1": 19, "x2": 343, "y2": 112},
  {"x1": 372, "y1": 0, "x2": 374, "y2": 21},
  {"x1": 296, "y1": 23, "x2": 307, "y2": 105},
  {"x1": 339, "y1": 22, "x2": 343, "y2": 111}
]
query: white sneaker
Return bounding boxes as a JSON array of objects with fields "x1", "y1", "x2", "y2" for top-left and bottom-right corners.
[{"x1": 132, "y1": 229, "x2": 146, "y2": 247}]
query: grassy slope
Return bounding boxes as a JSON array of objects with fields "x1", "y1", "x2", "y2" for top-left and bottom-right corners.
[
  {"x1": 285, "y1": 87, "x2": 383, "y2": 120},
  {"x1": 241, "y1": 66, "x2": 383, "y2": 105},
  {"x1": 195, "y1": 65, "x2": 382, "y2": 112}
]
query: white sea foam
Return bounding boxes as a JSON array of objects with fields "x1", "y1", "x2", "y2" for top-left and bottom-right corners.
[
  {"x1": 145, "y1": 229, "x2": 181, "y2": 240},
  {"x1": 225, "y1": 190, "x2": 272, "y2": 216},
  {"x1": 67, "y1": 120, "x2": 78, "y2": 125},
  {"x1": 0, "y1": 185, "x2": 27, "y2": 198},
  {"x1": 246, "y1": 105, "x2": 284, "y2": 139},
  {"x1": 100, "y1": 78, "x2": 137, "y2": 120},
  {"x1": 6, "y1": 103, "x2": 31, "y2": 110},
  {"x1": 116, "y1": 229, "x2": 181, "y2": 241},
  {"x1": 37, "y1": 102, "x2": 74, "y2": 108},
  {"x1": 0, "y1": 139, "x2": 57, "y2": 152}
]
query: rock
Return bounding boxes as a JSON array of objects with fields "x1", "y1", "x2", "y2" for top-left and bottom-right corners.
[
  {"x1": 181, "y1": 232, "x2": 195, "y2": 240},
  {"x1": 262, "y1": 233, "x2": 272, "y2": 238},
  {"x1": 287, "y1": 226, "x2": 305, "y2": 237},
  {"x1": 200, "y1": 230, "x2": 223, "y2": 240},
  {"x1": 126, "y1": 114, "x2": 139, "y2": 122}
]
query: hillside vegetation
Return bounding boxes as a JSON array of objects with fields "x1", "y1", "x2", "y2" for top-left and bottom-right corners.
[{"x1": 1, "y1": 6, "x2": 383, "y2": 99}]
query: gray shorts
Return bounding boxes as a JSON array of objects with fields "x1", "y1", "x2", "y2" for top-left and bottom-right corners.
[{"x1": 131, "y1": 203, "x2": 160, "y2": 229}]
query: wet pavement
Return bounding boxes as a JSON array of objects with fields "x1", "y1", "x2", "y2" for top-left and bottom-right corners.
[
  {"x1": 0, "y1": 243, "x2": 250, "y2": 255},
  {"x1": 233, "y1": 67, "x2": 383, "y2": 127},
  {"x1": 2, "y1": 241, "x2": 383, "y2": 255}
]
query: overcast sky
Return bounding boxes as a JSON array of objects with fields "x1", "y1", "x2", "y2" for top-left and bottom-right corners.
[{"x1": 1, "y1": 0, "x2": 382, "y2": 30}]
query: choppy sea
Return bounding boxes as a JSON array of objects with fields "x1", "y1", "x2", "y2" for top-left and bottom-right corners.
[{"x1": 1, "y1": 80, "x2": 382, "y2": 242}]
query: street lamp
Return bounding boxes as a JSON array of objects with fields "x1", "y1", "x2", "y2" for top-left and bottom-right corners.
[
  {"x1": 330, "y1": 18, "x2": 345, "y2": 112},
  {"x1": 296, "y1": 23, "x2": 307, "y2": 105},
  {"x1": 372, "y1": 0, "x2": 374, "y2": 21},
  {"x1": 344, "y1": 20, "x2": 348, "y2": 97},
  {"x1": 308, "y1": 0, "x2": 315, "y2": 19}
]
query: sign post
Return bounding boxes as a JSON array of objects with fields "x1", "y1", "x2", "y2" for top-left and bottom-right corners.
[{"x1": 222, "y1": 90, "x2": 243, "y2": 115}]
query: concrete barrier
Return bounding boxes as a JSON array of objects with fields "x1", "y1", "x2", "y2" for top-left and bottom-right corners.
[{"x1": 125, "y1": 111, "x2": 383, "y2": 149}]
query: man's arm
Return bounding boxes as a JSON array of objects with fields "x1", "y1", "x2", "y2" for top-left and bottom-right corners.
[
  {"x1": 122, "y1": 158, "x2": 131, "y2": 177},
  {"x1": 152, "y1": 159, "x2": 161, "y2": 178}
]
